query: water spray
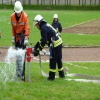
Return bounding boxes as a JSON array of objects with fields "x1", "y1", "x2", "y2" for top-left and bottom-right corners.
[{"x1": 0, "y1": 47, "x2": 26, "y2": 83}]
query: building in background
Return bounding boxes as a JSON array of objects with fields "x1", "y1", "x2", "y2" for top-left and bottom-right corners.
[{"x1": 0, "y1": 0, "x2": 100, "y2": 5}]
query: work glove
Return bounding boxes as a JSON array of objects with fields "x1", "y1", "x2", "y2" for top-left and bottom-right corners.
[
  {"x1": 24, "y1": 37, "x2": 28, "y2": 45},
  {"x1": 32, "y1": 48, "x2": 39, "y2": 56},
  {"x1": 12, "y1": 36, "x2": 15, "y2": 45}
]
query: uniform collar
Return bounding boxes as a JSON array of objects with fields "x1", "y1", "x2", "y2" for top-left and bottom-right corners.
[{"x1": 14, "y1": 12, "x2": 23, "y2": 22}]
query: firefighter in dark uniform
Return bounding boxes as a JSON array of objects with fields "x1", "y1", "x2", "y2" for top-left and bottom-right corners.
[
  {"x1": 51, "y1": 14, "x2": 62, "y2": 33},
  {"x1": 33, "y1": 15, "x2": 65, "y2": 80}
]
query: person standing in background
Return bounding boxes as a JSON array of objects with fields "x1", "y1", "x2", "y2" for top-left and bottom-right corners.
[{"x1": 51, "y1": 14, "x2": 62, "y2": 33}]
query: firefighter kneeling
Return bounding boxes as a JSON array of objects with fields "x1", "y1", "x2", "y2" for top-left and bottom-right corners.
[{"x1": 32, "y1": 15, "x2": 65, "y2": 80}]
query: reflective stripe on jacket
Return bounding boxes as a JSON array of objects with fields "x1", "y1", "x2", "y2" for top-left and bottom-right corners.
[
  {"x1": 34, "y1": 22, "x2": 63, "y2": 51},
  {"x1": 53, "y1": 36, "x2": 62, "y2": 47},
  {"x1": 10, "y1": 12, "x2": 30, "y2": 42}
]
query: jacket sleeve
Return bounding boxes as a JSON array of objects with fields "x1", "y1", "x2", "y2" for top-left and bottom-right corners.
[
  {"x1": 24, "y1": 16, "x2": 30, "y2": 37},
  {"x1": 34, "y1": 28, "x2": 47, "y2": 51},
  {"x1": 10, "y1": 16, "x2": 16, "y2": 36},
  {"x1": 51, "y1": 22, "x2": 53, "y2": 27},
  {"x1": 11, "y1": 25, "x2": 16, "y2": 36},
  {"x1": 59, "y1": 23, "x2": 62, "y2": 33}
]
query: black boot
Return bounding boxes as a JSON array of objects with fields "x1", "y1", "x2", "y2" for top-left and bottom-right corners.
[
  {"x1": 47, "y1": 72, "x2": 55, "y2": 81},
  {"x1": 21, "y1": 75, "x2": 25, "y2": 81},
  {"x1": 59, "y1": 70, "x2": 65, "y2": 78}
]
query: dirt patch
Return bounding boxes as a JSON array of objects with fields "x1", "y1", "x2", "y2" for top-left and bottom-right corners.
[
  {"x1": 1, "y1": 19, "x2": 100, "y2": 62},
  {"x1": 0, "y1": 48, "x2": 100, "y2": 62},
  {"x1": 62, "y1": 19, "x2": 100, "y2": 35}
]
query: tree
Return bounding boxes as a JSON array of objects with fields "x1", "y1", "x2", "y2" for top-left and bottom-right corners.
[
  {"x1": 85, "y1": 0, "x2": 86, "y2": 5},
  {"x1": 40, "y1": 0, "x2": 42, "y2": 5},
  {"x1": 82, "y1": 0, "x2": 83, "y2": 6},
  {"x1": 58, "y1": 0, "x2": 60, "y2": 5},
  {"x1": 67, "y1": 0, "x2": 68, "y2": 5},
  {"x1": 28, "y1": 0, "x2": 31, "y2": 5},
  {"x1": 94, "y1": 0, "x2": 96, "y2": 5},
  {"x1": 37, "y1": 0, "x2": 39, "y2": 5},
  {"x1": 90, "y1": 0, "x2": 92, "y2": 6},
  {"x1": 2, "y1": 0, "x2": 3, "y2": 4},
  {"x1": 99, "y1": 0, "x2": 100, "y2": 5},
  {"x1": 55, "y1": 0, "x2": 57, "y2": 5},
  {"x1": 68, "y1": 0, "x2": 71, "y2": 5},
  {"x1": 51, "y1": 0, "x2": 53, "y2": 5}
]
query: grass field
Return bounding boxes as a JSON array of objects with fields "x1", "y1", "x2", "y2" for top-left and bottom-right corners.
[
  {"x1": 0, "y1": 10, "x2": 100, "y2": 46},
  {"x1": 0, "y1": 10, "x2": 100, "y2": 100},
  {"x1": 0, "y1": 62, "x2": 100, "y2": 100}
]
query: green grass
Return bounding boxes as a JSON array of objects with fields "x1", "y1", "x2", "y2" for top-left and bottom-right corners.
[
  {"x1": 62, "y1": 33, "x2": 100, "y2": 46},
  {"x1": 0, "y1": 10, "x2": 100, "y2": 46},
  {"x1": 0, "y1": 9, "x2": 100, "y2": 100},
  {"x1": 0, "y1": 62, "x2": 100, "y2": 100}
]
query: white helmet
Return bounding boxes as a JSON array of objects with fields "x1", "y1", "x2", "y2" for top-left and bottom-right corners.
[
  {"x1": 53, "y1": 14, "x2": 58, "y2": 18},
  {"x1": 34, "y1": 15, "x2": 43, "y2": 25},
  {"x1": 34, "y1": 15, "x2": 43, "y2": 22},
  {"x1": 14, "y1": 1, "x2": 23, "y2": 13}
]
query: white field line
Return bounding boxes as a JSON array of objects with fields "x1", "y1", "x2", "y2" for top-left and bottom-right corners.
[
  {"x1": 65, "y1": 62, "x2": 88, "y2": 69},
  {"x1": 1, "y1": 57, "x2": 100, "y2": 84},
  {"x1": 32, "y1": 57, "x2": 100, "y2": 84},
  {"x1": 33, "y1": 57, "x2": 49, "y2": 63},
  {"x1": 63, "y1": 18, "x2": 99, "y2": 29},
  {"x1": 64, "y1": 61, "x2": 100, "y2": 63},
  {"x1": 65, "y1": 79, "x2": 100, "y2": 84},
  {"x1": 1, "y1": 60, "x2": 100, "y2": 63}
]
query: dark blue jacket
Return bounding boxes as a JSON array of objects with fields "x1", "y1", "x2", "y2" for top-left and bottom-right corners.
[
  {"x1": 51, "y1": 21, "x2": 62, "y2": 33},
  {"x1": 34, "y1": 22, "x2": 60, "y2": 51}
]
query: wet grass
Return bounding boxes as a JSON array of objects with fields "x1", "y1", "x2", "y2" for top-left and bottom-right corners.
[{"x1": 0, "y1": 62, "x2": 100, "y2": 100}]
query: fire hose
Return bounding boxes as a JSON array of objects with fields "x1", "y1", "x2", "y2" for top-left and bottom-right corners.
[
  {"x1": 34, "y1": 51, "x2": 100, "y2": 83},
  {"x1": 18, "y1": 39, "x2": 100, "y2": 83}
]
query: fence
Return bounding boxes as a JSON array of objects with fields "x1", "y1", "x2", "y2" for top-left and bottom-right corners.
[{"x1": 0, "y1": 0, "x2": 100, "y2": 6}]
